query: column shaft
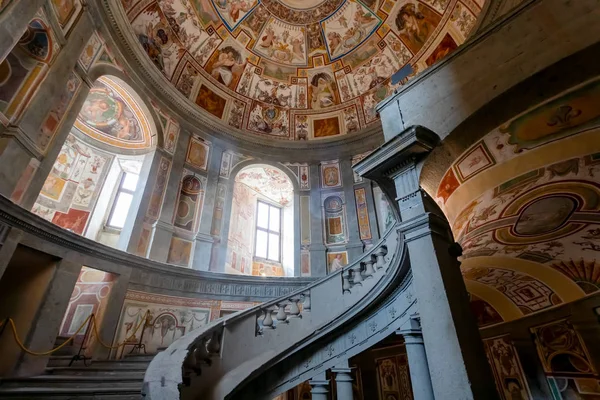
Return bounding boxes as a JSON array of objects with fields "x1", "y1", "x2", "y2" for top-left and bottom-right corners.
[
  {"x1": 398, "y1": 317, "x2": 434, "y2": 400},
  {"x1": 309, "y1": 371, "x2": 329, "y2": 400},
  {"x1": 332, "y1": 360, "x2": 354, "y2": 400}
]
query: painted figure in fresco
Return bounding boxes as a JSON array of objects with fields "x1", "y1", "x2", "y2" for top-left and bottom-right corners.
[
  {"x1": 217, "y1": 0, "x2": 255, "y2": 23},
  {"x1": 395, "y1": 3, "x2": 438, "y2": 52},
  {"x1": 310, "y1": 73, "x2": 336, "y2": 109},
  {"x1": 330, "y1": 254, "x2": 344, "y2": 272},
  {"x1": 327, "y1": 31, "x2": 343, "y2": 54},
  {"x1": 138, "y1": 21, "x2": 171, "y2": 72},
  {"x1": 209, "y1": 47, "x2": 245, "y2": 89}
]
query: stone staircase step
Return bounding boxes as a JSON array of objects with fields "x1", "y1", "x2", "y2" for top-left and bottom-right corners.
[
  {"x1": 0, "y1": 386, "x2": 141, "y2": 399},
  {"x1": 122, "y1": 354, "x2": 155, "y2": 362},
  {"x1": 0, "y1": 374, "x2": 144, "y2": 388},
  {"x1": 45, "y1": 366, "x2": 147, "y2": 376},
  {"x1": 91, "y1": 359, "x2": 151, "y2": 368}
]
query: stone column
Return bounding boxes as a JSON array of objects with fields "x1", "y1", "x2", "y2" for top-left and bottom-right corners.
[
  {"x1": 354, "y1": 126, "x2": 499, "y2": 400},
  {"x1": 2, "y1": 13, "x2": 94, "y2": 202},
  {"x1": 0, "y1": 227, "x2": 23, "y2": 281},
  {"x1": 331, "y1": 360, "x2": 354, "y2": 400},
  {"x1": 341, "y1": 159, "x2": 363, "y2": 261},
  {"x1": 0, "y1": 0, "x2": 46, "y2": 63},
  {"x1": 397, "y1": 314, "x2": 434, "y2": 400},
  {"x1": 93, "y1": 269, "x2": 130, "y2": 359},
  {"x1": 309, "y1": 164, "x2": 327, "y2": 276},
  {"x1": 309, "y1": 371, "x2": 329, "y2": 400},
  {"x1": 192, "y1": 144, "x2": 223, "y2": 271},
  {"x1": 15, "y1": 259, "x2": 82, "y2": 376},
  {"x1": 147, "y1": 130, "x2": 188, "y2": 262}
]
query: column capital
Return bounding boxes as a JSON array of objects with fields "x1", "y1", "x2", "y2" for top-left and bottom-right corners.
[
  {"x1": 352, "y1": 125, "x2": 439, "y2": 182},
  {"x1": 309, "y1": 379, "x2": 330, "y2": 394}
]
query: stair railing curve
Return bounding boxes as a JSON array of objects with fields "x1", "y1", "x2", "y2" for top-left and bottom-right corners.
[{"x1": 143, "y1": 222, "x2": 405, "y2": 400}]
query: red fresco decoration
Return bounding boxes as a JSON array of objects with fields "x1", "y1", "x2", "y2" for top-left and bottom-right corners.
[
  {"x1": 354, "y1": 187, "x2": 372, "y2": 240},
  {"x1": 436, "y1": 167, "x2": 460, "y2": 203},
  {"x1": 59, "y1": 267, "x2": 116, "y2": 346},
  {"x1": 52, "y1": 208, "x2": 90, "y2": 235},
  {"x1": 425, "y1": 33, "x2": 458, "y2": 66}
]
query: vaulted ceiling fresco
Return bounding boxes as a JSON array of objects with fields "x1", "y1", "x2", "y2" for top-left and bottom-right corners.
[
  {"x1": 236, "y1": 165, "x2": 294, "y2": 205},
  {"x1": 426, "y1": 78, "x2": 600, "y2": 327},
  {"x1": 120, "y1": 0, "x2": 483, "y2": 141},
  {"x1": 74, "y1": 76, "x2": 155, "y2": 150}
]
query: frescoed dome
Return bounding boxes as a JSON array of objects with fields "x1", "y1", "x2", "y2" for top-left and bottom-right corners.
[{"x1": 118, "y1": 0, "x2": 483, "y2": 143}]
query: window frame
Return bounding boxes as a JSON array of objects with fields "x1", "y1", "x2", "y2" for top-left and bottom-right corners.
[
  {"x1": 106, "y1": 171, "x2": 138, "y2": 230},
  {"x1": 254, "y1": 200, "x2": 282, "y2": 263}
]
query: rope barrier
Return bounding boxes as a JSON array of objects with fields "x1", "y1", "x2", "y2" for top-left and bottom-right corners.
[
  {"x1": 0, "y1": 310, "x2": 151, "y2": 356},
  {"x1": 4, "y1": 315, "x2": 92, "y2": 356}
]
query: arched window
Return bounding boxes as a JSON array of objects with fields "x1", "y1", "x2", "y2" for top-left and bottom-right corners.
[{"x1": 227, "y1": 165, "x2": 294, "y2": 277}]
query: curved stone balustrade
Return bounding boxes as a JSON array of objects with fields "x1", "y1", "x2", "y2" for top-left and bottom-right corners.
[
  {"x1": 143, "y1": 221, "x2": 409, "y2": 399},
  {"x1": 0, "y1": 195, "x2": 314, "y2": 302}
]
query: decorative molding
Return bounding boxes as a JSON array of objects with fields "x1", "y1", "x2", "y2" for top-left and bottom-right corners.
[{"x1": 0, "y1": 195, "x2": 314, "y2": 300}]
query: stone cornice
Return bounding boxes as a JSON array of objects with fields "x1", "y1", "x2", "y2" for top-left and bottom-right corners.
[
  {"x1": 0, "y1": 195, "x2": 314, "y2": 299},
  {"x1": 353, "y1": 126, "x2": 439, "y2": 181},
  {"x1": 86, "y1": 0, "x2": 384, "y2": 162}
]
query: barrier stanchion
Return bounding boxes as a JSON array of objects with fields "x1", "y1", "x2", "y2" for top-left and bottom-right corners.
[{"x1": 69, "y1": 314, "x2": 95, "y2": 366}]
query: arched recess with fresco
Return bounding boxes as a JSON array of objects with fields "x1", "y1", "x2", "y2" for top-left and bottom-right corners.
[{"x1": 31, "y1": 74, "x2": 159, "y2": 249}]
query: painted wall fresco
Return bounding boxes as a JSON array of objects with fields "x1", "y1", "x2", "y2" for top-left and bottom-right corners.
[
  {"x1": 173, "y1": 173, "x2": 205, "y2": 232},
  {"x1": 115, "y1": 290, "x2": 217, "y2": 354},
  {"x1": 428, "y1": 78, "x2": 600, "y2": 325},
  {"x1": 32, "y1": 134, "x2": 113, "y2": 235},
  {"x1": 37, "y1": 71, "x2": 82, "y2": 152},
  {"x1": 167, "y1": 236, "x2": 193, "y2": 267},
  {"x1": 226, "y1": 183, "x2": 257, "y2": 274},
  {"x1": 327, "y1": 250, "x2": 348, "y2": 274},
  {"x1": 186, "y1": 136, "x2": 211, "y2": 170},
  {"x1": 483, "y1": 335, "x2": 532, "y2": 400},
  {"x1": 59, "y1": 266, "x2": 116, "y2": 347},
  {"x1": 355, "y1": 187, "x2": 372, "y2": 241},
  {"x1": 531, "y1": 319, "x2": 600, "y2": 399},
  {"x1": 123, "y1": 0, "x2": 482, "y2": 141},
  {"x1": 323, "y1": 193, "x2": 347, "y2": 245},
  {"x1": 74, "y1": 76, "x2": 154, "y2": 150},
  {"x1": 321, "y1": 160, "x2": 342, "y2": 189},
  {"x1": 0, "y1": 15, "x2": 59, "y2": 125},
  {"x1": 51, "y1": 0, "x2": 83, "y2": 35}
]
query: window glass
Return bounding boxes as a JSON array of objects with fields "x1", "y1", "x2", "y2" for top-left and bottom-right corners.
[
  {"x1": 108, "y1": 192, "x2": 133, "y2": 228},
  {"x1": 269, "y1": 207, "x2": 280, "y2": 232},
  {"x1": 122, "y1": 173, "x2": 139, "y2": 191},
  {"x1": 255, "y1": 230, "x2": 268, "y2": 259},
  {"x1": 257, "y1": 202, "x2": 269, "y2": 229},
  {"x1": 268, "y1": 233, "x2": 279, "y2": 261}
]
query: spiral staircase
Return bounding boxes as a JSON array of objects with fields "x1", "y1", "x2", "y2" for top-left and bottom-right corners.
[{"x1": 142, "y1": 215, "x2": 416, "y2": 400}]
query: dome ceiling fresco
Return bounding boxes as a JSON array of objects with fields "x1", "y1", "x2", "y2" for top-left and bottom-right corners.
[{"x1": 121, "y1": 0, "x2": 483, "y2": 141}]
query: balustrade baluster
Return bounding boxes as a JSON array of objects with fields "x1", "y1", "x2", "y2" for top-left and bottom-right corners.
[
  {"x1": 363, "y1": 258, "x2": 376, "y2": 278},
  {"x1": 342, "y1": 271, "x2": 352, "y2": 293},
  {"x1": 276, "y1": 303, "x2": 289, "y2": 324},
  {"x1": 288, "y1": 298, "x2": 301, "y2": 318},
  {"x1": 262, "y1": 308, "x2": 275, "y2": 329},
  {"x1": 302, "y1": 291, "x2": 311, "y2": 311},
  {"x1": 206, "y1": 330, "x2": 221, "y2": 355},
  {"x1": 351, "y1": 265, "x2": 363, "y2": 286},
  {"x1": 375, "y1": 247, "x2": 388, "y2": 269}
]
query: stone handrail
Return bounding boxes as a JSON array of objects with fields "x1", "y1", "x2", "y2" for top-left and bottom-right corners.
[
  {"x1": 0, "y1": 195, "x2": 314, "y2": 301},
  {"x1": 143, "y1": 222, "x2": 406, "y2": 399}
]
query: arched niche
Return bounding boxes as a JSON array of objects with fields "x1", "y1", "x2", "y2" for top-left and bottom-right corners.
[
  {"x1": 219, "y1": 161, "x2": 300, "y2": 277},
  {"x1": 31, "y1": 74, "x2": 159, "y2": 252}
]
